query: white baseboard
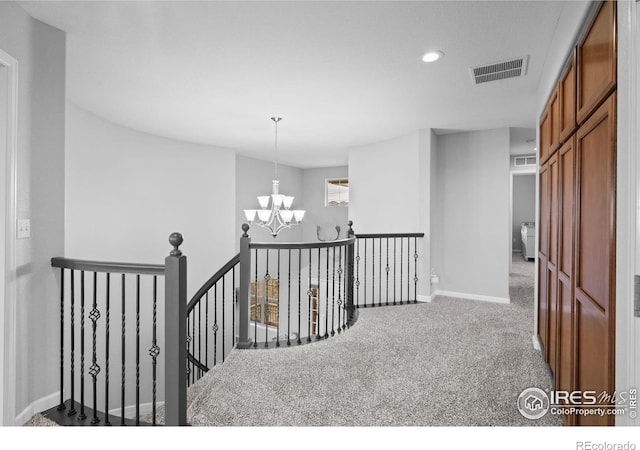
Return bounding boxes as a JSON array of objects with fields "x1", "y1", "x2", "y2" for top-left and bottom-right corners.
[
  {"x1": 432, "y1": 290, "x2": 510, "y2": 304},
  {"x1": 15, "y1": 391, "x2": 59, "y2": 426},
  {"x1": 532, "y1": 334, "x2": 542, "y2": 351},
  {"x1": 109, "y1": 401, "x2": 164, "y2": 420},
  {"x1": 416, "y1": 294, "x2": 432, "y2": 303}
]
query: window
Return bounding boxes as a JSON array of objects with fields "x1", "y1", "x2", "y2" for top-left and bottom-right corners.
[{"x1": 325, "y1": 178, "x2": 349, "y2": 206}]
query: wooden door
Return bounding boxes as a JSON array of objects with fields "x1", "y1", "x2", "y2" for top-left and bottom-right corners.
[
  {"x1": 557, "y1": 137, "x2": 576, "y2": 425},
  {"x1": 574, "y1": 94, "x2": 616, "y2": 426},
  {"x1": 538, "y1": 162, "x2": 550, "y2": 353},
  {"x1": 577, "y1": 0, "x2": 616, "y2": 124},
  {"x1": 547, "y1": 153, "x2": 559, "y2": 372}
]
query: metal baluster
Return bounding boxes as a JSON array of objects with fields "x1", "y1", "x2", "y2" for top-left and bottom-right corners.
[
  {"x1": 379, "y1": 239, "x2": 382, "y2": 307},
  {"x1": 342, "y1": 244, "x2": 347, "y2": 331},
  {"x1": 363, "y1": 238, "x2": 367, "y2": 307},
  {"x1": 400, "y1": 238, "x2": 403, "y2": 305},
  {"x1": 69, "y1": 270, "x2": 77, "y2": 416},
  {"x1": 191, "y1": 294, "x2": 195, "y2": 382},
  {"x1": 78, "y1": 271, "x2": 86, "y2": 420},
  {"x1": 232, "y1": 267, "x2": 236, "y2": 347},
  {"x1": 149, "y1": 275, "x2": 159, "y2": 426},
  {"x1": 104, "y1": 273, "x2": 111, "y2": 425},
  {"x1": 355, "y1": 239, "x2": 360, "y2": 308},
  {"x1": 205, "y1": 292, "x2": 209, "y2": 368},
  {"x1": 371, "y1": 237, "x2": 375, "y2": 307},
  {"x1": 414, "y1": 237, "x2": 418, "y2": 303},
  {"x1": 407, "y1": 237, "x2": 410, "y2": 304},
  {"x1": 57, "y1": 268, "x2": 66, "y2": 411},
  {"x1": 316, "y1": 248, "x2": 321, "y2": 340},
  {"x1": 287, "y1": 249, "x2": 291, "y2": 346},
  {"x1": 198, "y1": 288, "x2": 201, "y2": 379},
  {"x1": 307, "y1": 249, "x2": 312, "y2": 343},
  {"x1": 331, "y1": 246, "x2": 336, "y2": 336},
  {"x1": 393, "y1": 238, "x2": 397, "y2": 306},
  {"x1": 90, "y1": 272, "x2": 100, "y2": 424},
  {"x1": 254, "y1": 248, "x2": 258, "y2": 348},
  {"x1": 186, "y1": 315, "x2": 191, "y2": 387},
  {"x1": 337, "y1": 245, "x2": 342, "y2": 333},
  {"x1": 214, "y1": 284, "x2": 218, "y2": 365},
  {"x1": 297, "y1": 249, "x2": 302, "y2": 345},
  {"x1": 386, "y1": 238, "x2": 390, "y2": 306},
  {"x1": 222, "y1": 275, "x2": 226, "y2": 362},
  {"x1": 325, "y1": 247, "x2": 329, "y2": 339},
  {"x1": 265, "y1": 249, "x2": 270, "y2": 347},
  {"x1": 136, "y1": 274, "x2": 140, "y2": 425},
  {"x1": 121, "y1": 273, "x2": 126, "y2": 425},
  {"x1": 276, "y1": 250, "x2": 281, "y2": 347}
]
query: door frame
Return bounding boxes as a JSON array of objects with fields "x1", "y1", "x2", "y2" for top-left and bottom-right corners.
[
  {"x1": 509, "y1": 169, "x2": 536, "y2": 272},
  {"x1": 616, "y1": 0, "x2": 639, "y2": 426},
  {"x1": 0, "y1": 48, "x2": 18, "y2": 426}
]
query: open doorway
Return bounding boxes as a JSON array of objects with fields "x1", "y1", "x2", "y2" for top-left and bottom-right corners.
[{"x1": 508, "y1": 128, "x2": 537, "y2": 308}]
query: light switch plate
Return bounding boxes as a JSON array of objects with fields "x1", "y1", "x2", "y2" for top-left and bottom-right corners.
[{"x1": 17, "y1": 219, "x2": 30, "y2": 239}]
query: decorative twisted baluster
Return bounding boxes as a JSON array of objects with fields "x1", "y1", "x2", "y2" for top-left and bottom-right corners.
[
  {"x1": 149, "y1": 276, "x2": 160, "y2": 426},
  {"x1": 307, "y1": 249, "x2": 312, "y2": 343},
  {"x1": 89, "y1": 272, "x2": 101, "y2": 425}
]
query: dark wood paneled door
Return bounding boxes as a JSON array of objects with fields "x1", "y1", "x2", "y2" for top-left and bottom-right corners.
[
  {"x1": 547, "y1": 153, "x2": 559, "y2": 373},
  {"x1": 557, "y1": 136, "x2": 576, "y2": 425},
  {"x1": 538, "y1": 162, "x2": 550, "y2": 353},
  {"x1": 574, "y1": 94, "x2": 616, "y2": 426}
]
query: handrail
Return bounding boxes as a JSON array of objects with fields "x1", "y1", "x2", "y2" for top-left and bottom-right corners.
[
  {"x1": 51, "y1": 257, "x2": 165, "y2": 275},
  {"x1": 249, "y1": 237, "x2": 355, "y2": 250},
  {"x1": 355, "y1": 233, "x2": 425, "y2": 239},
  {"x1": 186, "y1": 253, "x2": 240, "y2": 313}
]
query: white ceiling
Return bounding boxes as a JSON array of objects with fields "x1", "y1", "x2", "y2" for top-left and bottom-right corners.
[{"x1": 21, "y1": 1, "x2": 570, "y2": 168}]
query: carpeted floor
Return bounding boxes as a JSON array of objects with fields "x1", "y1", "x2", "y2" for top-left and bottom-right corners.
[
  {"x1": 25, "y1": 256, "x2": 558, "y2": 427},
  {"x1": 184, "y1": 256, "x2": 559, "y2": 426}
]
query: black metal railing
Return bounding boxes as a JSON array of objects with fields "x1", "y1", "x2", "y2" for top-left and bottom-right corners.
[
  {"x1": 45, "y1": 222, "x2": 426, "y2": 427},
  {"x1": 48, "y1": 233, "x2": 187, "y2": 426},
  {"x1": 234, "y1": 222, "x2": 357, "y2": 350},
  {"x1": 185, "y1": 253, "x2": 239, "y2": 386},
  {"x1": 353, "y1": 232, "x2": 425, "y2": 308}
]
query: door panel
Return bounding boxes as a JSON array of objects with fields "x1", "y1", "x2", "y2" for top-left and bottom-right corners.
[
  {"x1": 574, "y1": 94, "x2": 615, "y2": 426},
  {"x1": 547, "y1": 154, "x2": 559, "y2": 372}
]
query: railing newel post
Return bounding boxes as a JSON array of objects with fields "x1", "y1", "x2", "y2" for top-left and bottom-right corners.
[
  {"x1": 237, "y1": 224, "x2": 253, "y2": 349},
  {"x1": 164, "y1": 232, "x2": 188, "y2": 426},
  {"x1": 346, "y1": 221, "x2": 355, "y2": 325}
]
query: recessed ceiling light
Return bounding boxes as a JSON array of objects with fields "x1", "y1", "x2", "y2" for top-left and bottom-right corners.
[{"x1": 422, "y1": 51, "x2": 444, "y2": 63}]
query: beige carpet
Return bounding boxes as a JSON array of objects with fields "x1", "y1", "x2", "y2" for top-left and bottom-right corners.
[{"x1": 184, "y1": 257, "x2": 559, "y2": 426}]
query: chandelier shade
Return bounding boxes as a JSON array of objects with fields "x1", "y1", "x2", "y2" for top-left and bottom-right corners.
[{"x1": 243, "y1": 117, "x2": 305, "y2": 237}]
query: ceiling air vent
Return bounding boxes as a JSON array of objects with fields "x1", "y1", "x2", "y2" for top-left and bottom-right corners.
[{"x1": 470, "y1": 55, "x2": 529, "y2": 85}]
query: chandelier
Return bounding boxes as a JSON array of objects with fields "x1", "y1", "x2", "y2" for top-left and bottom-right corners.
[{"x1": 243, "y1": 117, "x2": 305, "y2": 237}]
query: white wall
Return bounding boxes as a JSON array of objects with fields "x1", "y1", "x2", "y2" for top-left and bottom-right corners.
[
  {"x1": 235, "y1": 155, "x2": 304, "y2": 245},
  {"x1": 512, "y1": 175, "x2": 535, "y2": 252},
  {"x1": 65, "y1": 104, "x2": 236, "y2": 299},
  {"x1": 349, "y1": 133, "x2": 420, "y2": 234},
  {"x1": 348, "y1": 131, "x2": 431, "y2": 299},
  {"x1": 301, "y1": 166, "x2": 349, "y2": 243},
  {"x1": 432, "y1": 129, "x2": 510, "y2": 301},
  {"x1": 0, "y1": 4, "x2": 66, "y2": 424}
]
